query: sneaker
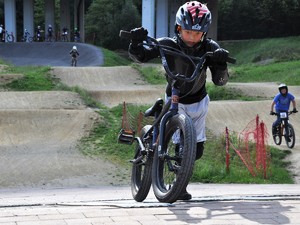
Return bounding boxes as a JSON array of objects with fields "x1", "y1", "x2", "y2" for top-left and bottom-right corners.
[{"x1": 177, "y1": 190, "x2": 192, "y2": 201}]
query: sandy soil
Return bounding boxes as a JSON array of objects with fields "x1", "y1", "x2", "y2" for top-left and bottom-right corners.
[
  {"x1": 0, "y1": 65, "x2": 300, "y2": 190},
  {"x1": 0, "y1": 90, "x2": 130, "y2": 188}
]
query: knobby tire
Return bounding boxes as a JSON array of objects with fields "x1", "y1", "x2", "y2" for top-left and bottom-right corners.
[
  {"x1": 285, "y1": 123, "x2": 295, "y2": 149},
  {"x1": 152, "y1": 114, "x2": 196, "y2": 203},
  {"x1": 273, "y1": 126, "x2": 282, "y2": 146},
  {"x1": 6, "y1": 35, "x2": 13, "y2": 42},
  {"x1": 131, "y1": 125, "x2": 153, "y2": 202}
]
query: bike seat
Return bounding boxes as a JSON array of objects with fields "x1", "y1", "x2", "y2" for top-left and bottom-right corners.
[{"x1": 144, "y1": 98, "x2": 164, "y2": 117}]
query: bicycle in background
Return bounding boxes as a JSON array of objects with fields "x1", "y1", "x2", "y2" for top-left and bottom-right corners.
[
  {"x1": 4, "y1": 30, "x2": 14, "y2": 42},
  {"x1": 271, "y1": 111, "x2": 297, "y2": 148},
  {"x1": 21, "y1": 29, "x2": 33, "y2": 42}
]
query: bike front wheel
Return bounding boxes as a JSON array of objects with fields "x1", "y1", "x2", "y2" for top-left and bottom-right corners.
[
  {"x1": 6, "y1": 35, "x2": 13, "y2": 42},
  {"x1": 152, "y1": 114, "x2": 196, "y2": 203},
  {"x1": 285, "y1": 123, "x2": 295, "y2": 148},
  {"x1": 272, "y1": 126, "x2": 282, "y2": 146},
  {"x1": 131, "y1": 125, "x2": 153, "y2": 202}
]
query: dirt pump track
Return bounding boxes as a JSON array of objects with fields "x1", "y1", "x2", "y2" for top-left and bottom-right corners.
[{"x1": 0, "y1": 42, "x2": 300, "y2": 190}]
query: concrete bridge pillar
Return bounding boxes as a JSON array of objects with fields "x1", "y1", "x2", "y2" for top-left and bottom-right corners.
[
  {"x1": 4, "y1": 0, "x2": 16, "y2": 42},
  {"x1": 45, "y1": 0, "x2": 55, "y2": 39},
  {"x1": 60, "y1": 0, "x2": 71, "y2": 40},
  {"x1": 23, "y1": 0, "x2": 34, "y2": 38}
]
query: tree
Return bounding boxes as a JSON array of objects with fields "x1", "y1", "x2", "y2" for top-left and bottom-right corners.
[
  {"x1": 218, "y1": 0, "x2": 300, "y2": 40},
  {"x1": 85, "y1": 0, "x2": 140, "y2": 49}
]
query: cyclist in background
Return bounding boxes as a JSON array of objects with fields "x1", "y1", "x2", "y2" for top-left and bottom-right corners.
[
  {"x1": 61, "y1": 26, "x2": 68, "y2": 41},
  {"x1": 23, "y1": 29, "x2": 30, "y2": 42},
  {"x1": 47, "y1": 24, "x2": 53, "y2": 41},
  {"x1": 69, "y1": 45, "x2": 79, "y2": 66},
  {"x1": 127, "y1": 1, "x2": 231, "y2": 200},
  {"x1": 36, "y1": 25, "x2": 42, "y2": 42},
  {"x1": 270, "y1": 83, "x2": 297, "y2": 133},
  {"x1": 74, "y1": 28, "x2": 80, "y2": 42}
]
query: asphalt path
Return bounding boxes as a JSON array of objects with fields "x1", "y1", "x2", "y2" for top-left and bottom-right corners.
[{"x1": 0, "y1": 42, "x2": 104, "y2": 67}]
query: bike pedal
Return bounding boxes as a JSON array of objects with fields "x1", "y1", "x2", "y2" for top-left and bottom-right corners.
[{"x1": 118, "y1": 129, "x2": 135, "y2": 145}]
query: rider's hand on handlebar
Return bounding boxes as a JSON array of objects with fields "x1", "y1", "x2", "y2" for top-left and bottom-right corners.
[
  {"x1": 212, "y1": 48, "x2": 229, "y2": 63},
  {"x1": 130, "y1": 27, "x2": 148, "y2": 48},
  {"x1": 270, "y1": 111, "x2": 275, "y2": 115},
  {"x1": 292, "y1": 108, "x2": 298, "y2": 113}
]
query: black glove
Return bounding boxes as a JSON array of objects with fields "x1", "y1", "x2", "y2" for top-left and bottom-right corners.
[
  {"x1": 270, "y1": 111, "x2": 275, "y2": 115},
  {"x1": 212, "y1": 48, "x2": 229, "y2": 63},
  {"x1": 292, "y1": 108, "x2": 298, "y2": 113},
  {"x1": 130, "y1": 27, "x2": 148, "y2": 48}
]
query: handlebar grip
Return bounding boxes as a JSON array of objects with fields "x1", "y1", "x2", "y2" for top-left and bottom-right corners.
[
  {"x1": 119, "y1": 30, "x2": 131, "y2": 39},
  {"x1": 227, "y1": 56, "x2": 236, "y2": 64}
]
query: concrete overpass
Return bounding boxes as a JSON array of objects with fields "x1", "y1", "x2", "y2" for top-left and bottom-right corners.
[
  {"x1": 2, "y1": 0, "x2": 218, "y2": 42},
  {"x1": 2, "y1": 0, "x2": 84, "y2": 42}
]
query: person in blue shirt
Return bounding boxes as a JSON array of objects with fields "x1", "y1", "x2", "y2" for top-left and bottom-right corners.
[{"x1": 270, "y1": 83, "x2": 297, "y2": 133}]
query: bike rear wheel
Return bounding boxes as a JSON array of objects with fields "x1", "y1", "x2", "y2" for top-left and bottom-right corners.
[
  {"x1": 28, "y1": 37, "x2": 33, "y2": 42},
  {"x1": 131, "y1": 125, "x2": 153, "y2": 202},
  {"x1": 285, "y1": 123, "x2": 295, "y2": 148},
  {"x1": 272, "y1": 126, "x2": 282, "y2": 145},
  {"x1": 152, "y1": 114, "x2": 196, "y2": 203},
  {"x1": 6, "y1": 35, "x2": 13, "y2": 42}
]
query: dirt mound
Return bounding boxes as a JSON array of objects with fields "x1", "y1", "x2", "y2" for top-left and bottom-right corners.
[
  {"x1": 0, "y1": 91, "x2": 129, "y2": 188},
  {"x1": 52, "y1": 66, "x2": 166, "y2": 107}
]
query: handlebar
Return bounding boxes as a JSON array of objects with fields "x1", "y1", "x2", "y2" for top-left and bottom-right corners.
[
  {"x1": 119, "y1": 30, "x2": 236, "y2": 83},
  {"x1": 271, "y1": 111, "x2": 297, "y2": 116}
]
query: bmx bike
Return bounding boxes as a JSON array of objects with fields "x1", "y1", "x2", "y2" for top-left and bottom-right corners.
[
  {"x1": 118, "y1": 30, "x2": 236, "y2": 203},
  {"x1": 21, "y1": 31, "x2": 33, "y2": 42},
  {"x1": 271, "y1": 111, "x2": 297, "y2": 148},
  {"x1": 4, "y1": 30, "x2": 14, "y2": 42}
]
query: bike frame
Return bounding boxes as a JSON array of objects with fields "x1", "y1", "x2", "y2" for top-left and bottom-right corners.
[{"x1": 276, "y1": 111, "x2": 291, "y2": 137}]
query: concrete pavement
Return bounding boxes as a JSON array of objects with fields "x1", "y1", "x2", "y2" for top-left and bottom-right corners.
[{"x1": 1, "y1": 184, "x2": 300, "y2": 225}]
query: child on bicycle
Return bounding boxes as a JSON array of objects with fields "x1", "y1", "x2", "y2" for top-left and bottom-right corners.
[
  {"x1": 270, "y1": 83, "x2": 298, "y2": 133},
  {"x1": 47, "y1": 24, "x2": 53, "y2": 41},
  {"x1": 69, "y1": 46, "x2": 79, "y2": 66},
  {"x1": 128, "y1": 1, "x2": 230, "y2": 200},
  {"x1": 36, "y1": 25, "x2": 42, "y2": 42}
]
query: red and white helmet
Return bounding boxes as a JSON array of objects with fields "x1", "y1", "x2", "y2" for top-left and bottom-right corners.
[{"x1": 175, "y1": 1, "x2": 212, "y2": 34}]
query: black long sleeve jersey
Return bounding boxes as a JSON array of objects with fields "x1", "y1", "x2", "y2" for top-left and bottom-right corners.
[{"x1": 129, "y1": 36, "x2": 229, "y2": 104}]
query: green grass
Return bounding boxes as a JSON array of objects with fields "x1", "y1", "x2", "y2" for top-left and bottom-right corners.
[
  {"x1": 221, "y1": 36, "x2": 300, "y2": 85},
  {"x1": 229, "y1": 61, "x2": 300, "y2": 85},
  {"x1": 1, "y1": 66, "x2": 55, "y2": 91},
  {"x1": 131, "y1": 63, "x2": 165, "y2": 84},
  {"x1": 101, "y1": 48, "x2": 131, "y2": 66},
  {"x1": 220, "y1": 36, "x2": 300, "y2": 65}
]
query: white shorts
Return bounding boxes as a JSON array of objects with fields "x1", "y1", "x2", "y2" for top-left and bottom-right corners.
[{"x1": 166, "y1": 94, "x2": 210, "y2": 143}]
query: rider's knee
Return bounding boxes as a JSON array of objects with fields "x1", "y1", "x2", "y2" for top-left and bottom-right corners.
[{"x1": 196, "y1": 142, "x2": 204, "y2": 160}]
